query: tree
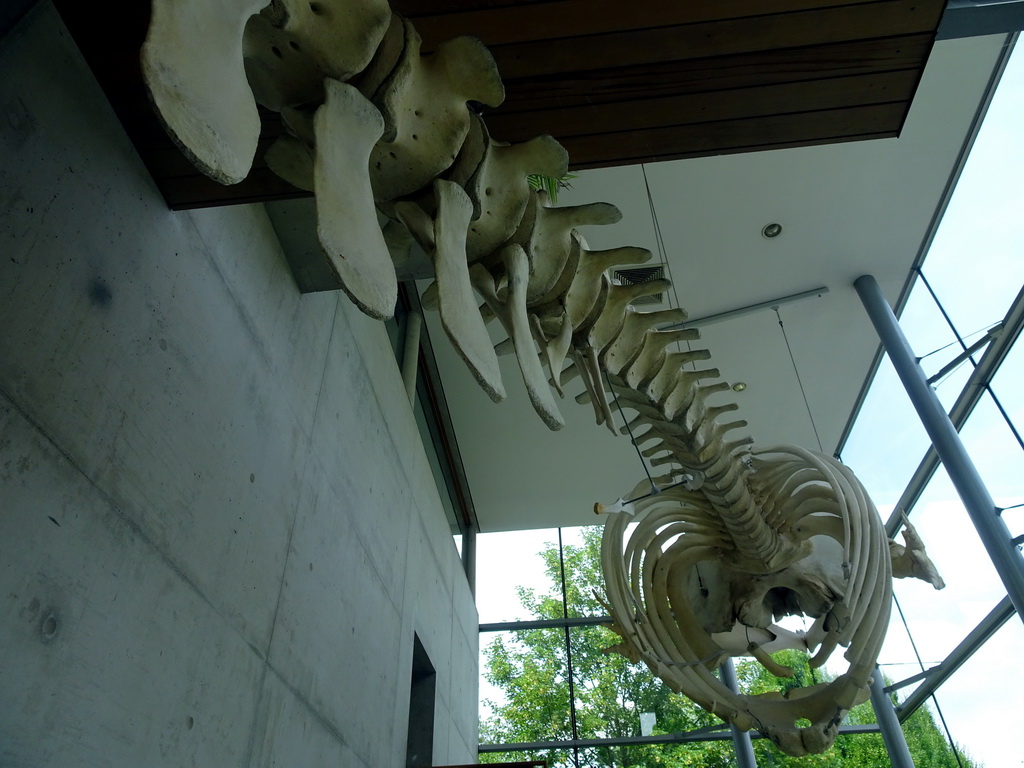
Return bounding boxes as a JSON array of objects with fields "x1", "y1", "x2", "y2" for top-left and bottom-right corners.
[{"x1": 480, "y1": 527, "x2": 978, "y2": 767}]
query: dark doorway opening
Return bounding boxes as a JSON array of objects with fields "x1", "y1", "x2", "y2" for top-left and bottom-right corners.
[{"x1": 406, "y1": 634, "x2": 436, "y2": 768}]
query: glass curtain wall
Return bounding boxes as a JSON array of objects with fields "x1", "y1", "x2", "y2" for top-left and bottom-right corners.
[
  {"x1": 474, "y1": 37, "x2": 1024, "y2": 768},
  {"x1": 836, "y1": 44, "x2": 1024, "y2": 768}
]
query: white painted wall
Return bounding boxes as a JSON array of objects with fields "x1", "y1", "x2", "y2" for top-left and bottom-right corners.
[{"x1": 0, "y1": 5, "x2": 477, "y2": 766}]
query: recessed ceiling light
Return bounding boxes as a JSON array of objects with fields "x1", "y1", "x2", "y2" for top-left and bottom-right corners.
[
  {"x1": 732, "y1": 382, "x2": 748, "y2": 392},
  {"x1": 761, "y1": 222, "x2": 782, "y2": 239}
]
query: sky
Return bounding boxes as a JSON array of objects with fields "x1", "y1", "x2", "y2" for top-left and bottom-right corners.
[{"x1": 475, "y1": 36, "x2": 1024, "y2": 768}]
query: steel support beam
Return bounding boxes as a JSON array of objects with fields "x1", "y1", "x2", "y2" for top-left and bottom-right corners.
[
  {"x1": 855, "y1": 274, "x2": 1024, "y2": 620},
  {"x1": 478, "y1": 724, "x2": 881, "y2": 753},
  {"x1": 925, "y1": 324, "x2": 1001, "y2": 385},
  {"x1": 720, "y1": 659, "x2": 758, "y2": 768},
  {"x1": 885, "y1": 283, "x2": 1024, "y2": 536},
  {"x1": 891, "y1": 595, "x2": 1016, "y2": 720},
  {"x1": 664, "y1": 286, "x2": 828, "y2": 329},
  {"x1": 479, "y1": 616, "x2": 611, "y2": 633},
  {"x1": 870, "y1": 668, "x2": 916, "y2": 768}
]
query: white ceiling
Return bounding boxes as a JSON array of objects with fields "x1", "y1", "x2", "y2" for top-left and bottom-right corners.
[{"x1": 423, "y1": 33, "x2": 1012, "y2": 532}]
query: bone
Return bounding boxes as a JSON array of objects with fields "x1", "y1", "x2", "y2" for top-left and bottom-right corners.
[
  {"x1": 889, "y1": 514, "x2": 946, "y2": 589},
  {"x1": 578, "y1": 345, "x2": 617, "y2": 432},
  {"x1": 647, "y1": 350, "x2": 714, "y2": 403},
  {"x1": 663, "y1": 377, "x2": 728, "y2": 423},
  {"x1": 242, "y1": 12, "x2": 324, "y2": 111},
  {"x1": 265, "y1": 135, "x2": 315, "y2": 191},
  {"x1": 351, "y1": 12, "x2": 406, "y2": 101},
  {"x1": 140, "y1": 3, "x2": 901, "y2": 753},
  {"x1": 459, "y1": 127, "x2": 569, "y2": 261},
  {"x1": 520, "y1": 196, "x2": 622, "y2": 305},
  {"x1": 589, "y1": 280, "x2": 673, "y2": 354},
  {"x1": 445, "y1": 114, "x2": 488, "y2": 205},
  {"x1": 398, "y1": 181, "x2": 506, "y2": 403},
  {"x1": 603, "y1": 308, "x2": 693, "y2": 377},
  {"x1": 382, "y1": 219, "x2": 433, "y2": 280},
  {"x1": 472, "y1": 246, "x2": 564, "y2": 430},
  {"x1": 566, "y1": 246, "x2": 652, "y2": 329},
  {"x1": 531, "y1": 311, "x2": 573, "y2": 397},
  {"x1": 369, "y1": 30, "x2": 504, "y2": 201},
  {"x1": 312, "y1": 79, "x2": 396, "y2": 319},
  {"x1": 274, "y1": 0, "x2": 391, "y2": 81},
  {"x1": 600, "y1": 447, "x2": 893, "y2": 755},
  {"x1": 142, "y1": 0, "x2": 267, "y2": 185}
]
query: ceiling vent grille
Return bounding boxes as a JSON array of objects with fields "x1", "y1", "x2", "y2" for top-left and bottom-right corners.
[{"x1": 612, "y1": 264, "x2": 666, "y2": 305}]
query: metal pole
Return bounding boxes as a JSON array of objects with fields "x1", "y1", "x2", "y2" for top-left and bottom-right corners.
[
  {"x1": 855, "y1": 275, "x2": 1024, "y2": 621},
  {"x1": 870, "y1": 667, "x2": 915, "y2": 768},
  {"x1": 664, "y1": 286, "x2": 829, "y2": 329},
  {"x1": 719, "y1": 658, "x2": 758, "y2": 768},
  {"x1": 402, "y1": 310, "x2": 423, "y2": 404},
  {"x1": 925, "y1": 324, "x2": 1000, "y2": 385},
  {"x1": 480, "y1": 616, "x2": 611, "y2": 632},
  {"x1": 479, "y1": 724, "x2": 882, "y2": 753}
]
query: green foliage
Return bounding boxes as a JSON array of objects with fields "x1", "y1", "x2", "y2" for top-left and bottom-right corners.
[
  {"x1": 480, "y1": 527, "x2": 980, "y2": 767},
  {"x1": 527, "y1": 173, "x2": 577, "y2": 204}
]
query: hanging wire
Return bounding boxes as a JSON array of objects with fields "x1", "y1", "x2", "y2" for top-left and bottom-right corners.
[
  {"x1": 915, "y1": 266, "x2": 1024, "y2": 453},
  {"x1": 640, "y1": 164, "x2": 678, "y2": 307},
  {"x1": 641, "y1": 164, "x2": 695, "y2": 362},
  {"x1": 773, "y1": 307, "x2": 824, "y2": 452},
  {"x1": 605, "y1": 370, "x2": 656, "y2": 487},
  {"x1": 892, "y1": 593, "x2": 966, "y2": 768},
  {"x1": 917, "y1": 323, "x2": 1000, "y2": 362},
  {"x1": 929, "y1": 357, "x2": 972, "y2": 390},
  {"x1": 620, "y1": 477, "x2": 694, "y2": 506},
  {"x1": 557, "y1": 528, "x2": 582, "y2": 768}
]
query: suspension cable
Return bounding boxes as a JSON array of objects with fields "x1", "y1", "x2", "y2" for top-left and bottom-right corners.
[
  {"x1": 915, "y1": 266, "x2": 1024, "y2": 452},
  {"x1": 893, "y1": 594, "x2": 966, "y2": 768},
  {"x1": 773, "y1": 307, "x2": 824, "y2": 452},
  {"x1": 605, "y1": 371, "x2": 655, "y2": 487},
  {"x1": 641, "y1": 164, "x2": 695, "y2": 361}
]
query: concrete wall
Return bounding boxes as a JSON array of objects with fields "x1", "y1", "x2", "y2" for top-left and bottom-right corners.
[{"x1": 0, "y1": 5, "x2": 478, "y2": 766}]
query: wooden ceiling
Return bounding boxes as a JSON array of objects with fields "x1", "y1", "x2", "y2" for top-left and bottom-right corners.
[{"x1": 53, "y1": 0, "x2": 945, "y2": 209}]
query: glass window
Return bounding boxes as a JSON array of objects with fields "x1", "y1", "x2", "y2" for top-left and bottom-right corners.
[
  {"x1": 842, "y1": 357, "x2": 933, "y2": 500},
  {"x1": 479, "y1": 628, "x2": 572, "y2": 745},
  {"x1": 926, "y1": 617, "x2": 1024, "y2": 767},
  {"x1": 567, "y1": 625, "x2": 722, "y2": 742},
  {"x1": 476, "y1": 529, "x2": 562, "y2": 624}
]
